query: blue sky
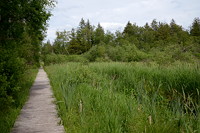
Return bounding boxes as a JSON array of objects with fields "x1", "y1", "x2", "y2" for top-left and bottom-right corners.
[{"x1": 45, "y1": 0, "x2": 200, "y2": 42}]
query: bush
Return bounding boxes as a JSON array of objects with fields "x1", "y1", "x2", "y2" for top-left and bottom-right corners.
[
  {"x1": 43, "y1": 54, "x2": 88, "y2": 66},
  {"x1": 84, "y1": 44, "x2": 149, "y2": 62},
  {"x1": 0, "y1": 51, "x2": 25, "y2": 111},
  {"x1": 121, "y1": 44, "x2": 149, "y2": 62},
  {"x1": 65, "y1": 55, "x2": 88, "y2": 62},
  {"x1": 106, "y1": 45, "x2": 124, "y2": 61},
  {"x1": 84, "y1": 45, "x2": 107, "y2": 62},
  {"x1": 43, "y1": 54, "x2": 66, "y2": 66},
  {"x1": 0, "y1": 68, "x2": 38, "y2": 133},
  {"x1": 149, "y1": 44, "x2": 199, "y2": 64},
  {"x1": 95, "y1": 57, "x2": 112, "y2": 62}
]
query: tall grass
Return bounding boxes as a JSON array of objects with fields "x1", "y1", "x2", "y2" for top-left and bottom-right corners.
[{"x1": 45, "y1": 62, "x2": 200, "y2": 133}]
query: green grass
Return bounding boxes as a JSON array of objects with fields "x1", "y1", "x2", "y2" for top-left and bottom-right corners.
[
  {"x1": 45, "y1": 62, "x2": 200, "y2": 133},
  {"x1": 0, "y1": 69, "x2": 38, "y2": 133}
]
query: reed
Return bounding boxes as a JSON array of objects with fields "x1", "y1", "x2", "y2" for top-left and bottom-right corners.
[{"x1": 45, "y1": 62, "x2": 200, "y2": 133}]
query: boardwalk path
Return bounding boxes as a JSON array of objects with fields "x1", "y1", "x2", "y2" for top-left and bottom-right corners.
[{"x1": 12, "y1": 68, "x2": 65, "y2": 133}]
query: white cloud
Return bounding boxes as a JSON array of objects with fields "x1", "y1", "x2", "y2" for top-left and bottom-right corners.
[
  {"x1": 101, "y1": 22, "x2": 125, "y2": 32},
  {"x1": 45, "y1": 0, "x2": 200, "y2": 42}
]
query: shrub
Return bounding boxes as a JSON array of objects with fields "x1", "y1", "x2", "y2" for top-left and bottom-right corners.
[
  {"x1": 43, "y1": 54, "x2": 66, "y2": 65},
  {"x1": 149, "y1": 44, "x2": 199, "y2": 64},
  {"x1": 121, "y1": 44, "x2": 149, "y2": 62},
  {"x1": 65, "y1": 55, "x2": 88, "y2": 62},
  {"x1": 95, "y1": 57, "x2": 112, "y2": 62},
  {"x1": 0, "y1": 51, "x2": 25, "y2": 111},
  {"x1": 106, "y1": 45, "x2": 124, "y2": 61},
  {"x1": 43, "y1": 54, "x2": 88, "y2": 66},
  {"x1": 84, "y1": 45, "x2": 106, "y2": 62},
  {"x1": 84, "y1": 44, "x2": 149, "y2": 62}
]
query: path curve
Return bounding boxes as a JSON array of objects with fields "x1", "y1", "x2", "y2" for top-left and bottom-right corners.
[{"x1": 12, "y1": 68, "x2": 65, "y2": 133}]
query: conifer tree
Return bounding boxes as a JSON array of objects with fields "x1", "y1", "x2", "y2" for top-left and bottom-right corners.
[
  {"x1": 94, "y1": 23, "x2": 105, "y2": 45},
  {"x1": 190, "y1": 18, "x2": 200, "y2": 36},
  {"x1": 123, "y1": 21, "x2": 134, "y2": 36}
]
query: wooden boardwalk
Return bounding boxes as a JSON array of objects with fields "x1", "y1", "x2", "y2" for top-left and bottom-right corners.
[{"x1": 12, "y1": 68, "x2": 65, "y2": 133}]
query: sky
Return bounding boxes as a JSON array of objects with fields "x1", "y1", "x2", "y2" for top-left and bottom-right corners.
[{"x1": 45, "y1": 0, "x2": 200, "y2": 42}]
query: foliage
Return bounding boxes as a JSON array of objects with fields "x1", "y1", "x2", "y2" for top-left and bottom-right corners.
[
  {"x1": 43, "y1": 54, "x2": 88, "y2": 65},
  {"x1": 190, "y1": 18, "x2": 200, "y2": 36},
  {"x1": 0, "y1": 69, "x2": 38, "y2": 133},
  {"x1": 42, "y1": 18, "x2": 200, "y2": 64},
  {"x1": 67, "y1": 19, "x2": 95, "y2": 54},
  {"x1": 0, "y1": 0, "x2": 54, "y2": 132},
  {"x1": 53, "y1": 30, "x2": 70, "y2": 54},
  {"x1": 0, "y1": 52, "x2": 25, "y2": 110},
  {"x1": 84, "y1": 45, "x2": 107, "y2": 62},
  {"x1": 41, "y1": 40, "x2": 53, "y2": 55}
]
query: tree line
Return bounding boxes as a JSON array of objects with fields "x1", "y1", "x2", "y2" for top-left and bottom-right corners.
[{"x1": 42, "y1": 18, "x2": 200, "y2": 63}]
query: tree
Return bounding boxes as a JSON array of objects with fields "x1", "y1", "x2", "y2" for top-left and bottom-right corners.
[
  {"x1": 104, "y1": 31, "x2": 115, "y2": 45},
  {"x1": 94, "y1": 23, "x2": 105, "y2": 45},
  {"x1": 70, "y1": 19, "x2": 94, "y2": 54},
  {"x1": 79, "y1": 18, "x2": 86, "y2": 29},
  {"x1": 169, "y1": 19, "x2": 189, "y2": 44},
  {"x1": 67, "y1": 28, "x2": 82, "y2": 54},
  {"x1": 157, "y1": 22, "x2": 171, "y2": 41},
  {"x1": 151, "y1": 19, "x2": 158, "y2": 31},
  {"x1": 140, "y1": 23, "x2": 155, "y2": 49},
  {"x1": 0, "y1": 0, "x2": 55, "y2": 111},
  {"x1": 53, "y1": 30, "x2": 70, "y2": 54},
  {"x1": 85, "y1": 20, "x2": 94, "y2": 47},
  {"x1": 190, "y1": 17, "x2": 200, "y2": 36},
  {"x1": 170, "y1": 19, "x2": 182, "y2": 34},
  {"x1": 114, "y1": 30, "x2": 124, "y2": 45},
  {"x1": 122, "y1": 21, "x2": 140, "y2": 46},
  {"x1": 42, "y1": 40, "x2": 53, "y2": 55},
  {"x1": 123, "y1": 21, "x2": 134, "y2": 36}
]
